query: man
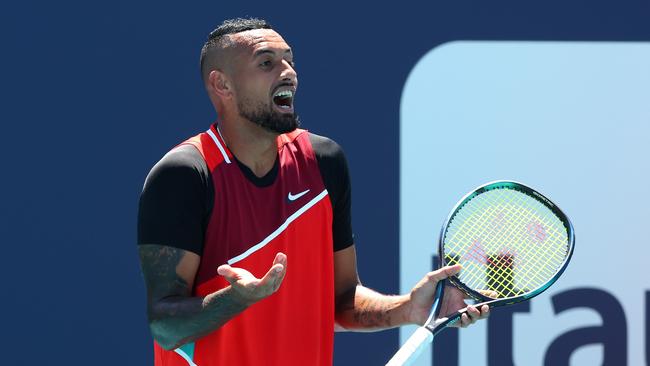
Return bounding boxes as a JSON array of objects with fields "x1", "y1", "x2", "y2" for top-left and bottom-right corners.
[{"x1": 138, "y1": 18, "x2": 489, "y2": 366}]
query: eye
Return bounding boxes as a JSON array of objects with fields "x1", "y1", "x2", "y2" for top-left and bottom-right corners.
[{"x1": 260, "y1": 60, "x2": 272, "y2": 68}]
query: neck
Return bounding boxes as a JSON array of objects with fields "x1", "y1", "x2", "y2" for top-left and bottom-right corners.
[{"x1": 218, "y1": 114, "x2": 279, "y2": 178}]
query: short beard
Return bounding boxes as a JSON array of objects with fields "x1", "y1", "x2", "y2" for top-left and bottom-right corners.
[{"x1": 238, "y1": 99, "x2": 300, "y2": 134}]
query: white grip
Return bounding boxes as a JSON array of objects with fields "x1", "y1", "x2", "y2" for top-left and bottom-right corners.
[{"x1": 385, "y1": 327, "x2": 434, "y2": 366}]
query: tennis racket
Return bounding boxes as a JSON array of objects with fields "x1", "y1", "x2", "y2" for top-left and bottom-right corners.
[{"x1": 386, "y1": 180, "x2": 575, "y2": 366}]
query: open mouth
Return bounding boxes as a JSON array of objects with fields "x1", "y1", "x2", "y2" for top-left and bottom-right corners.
[{"x1": 273, "y1": 89, "x2": 294, "y2": 111}]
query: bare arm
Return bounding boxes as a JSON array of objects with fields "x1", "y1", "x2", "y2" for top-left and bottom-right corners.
[
  {"x1": 139, "y1": 244, "x2": 287, "y2": 350},
  {"x1": 333, "y1": 245, "x2": 410, "y2": 331},
  {"x1": 333, "y1": 245, "x2": 489, "y2": 331}
]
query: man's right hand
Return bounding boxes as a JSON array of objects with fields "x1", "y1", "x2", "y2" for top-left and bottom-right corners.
[
  {"x1": 139, "y1": 247, "x2": 287, "y2": 350},
  {"x1": 217, "y1": 252, "x2": 288, "y2": 306}
]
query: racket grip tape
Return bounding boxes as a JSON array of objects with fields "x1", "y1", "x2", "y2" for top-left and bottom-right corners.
[{"x1": 385, "y1": 326, "x2": 434, "y2": 366}]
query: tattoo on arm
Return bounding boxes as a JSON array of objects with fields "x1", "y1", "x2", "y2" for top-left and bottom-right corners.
[
  {"x1": 336, "y1": 285, "x2": 405, "y2": 330},
  {"x1": 353, "y1": 293, "x2": 393, "y2": 327},
  {"x1": 140, "y1": 245, "x2": 191, "y2": 307},
  {"x1": 139, "y1": 244, "x2": 248, "y2": 350}
]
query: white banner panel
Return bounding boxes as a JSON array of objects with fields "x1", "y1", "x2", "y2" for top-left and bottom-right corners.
[{"x1": 400, "y1": 41, "x2": 650, "y2": 366}]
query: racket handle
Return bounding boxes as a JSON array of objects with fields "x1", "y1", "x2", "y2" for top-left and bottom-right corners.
[{"x1": 385, "y1": 326, "x2": 433, "y2": 366}]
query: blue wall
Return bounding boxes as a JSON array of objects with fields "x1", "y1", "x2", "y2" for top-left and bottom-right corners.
[{"x1": 2, "y1": 0, "x2": 649, "y2": 365}]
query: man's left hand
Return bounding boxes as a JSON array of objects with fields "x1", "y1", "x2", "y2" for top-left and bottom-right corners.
[{"x1": 407, "y1": 264, "x2": 490, "y2": 327}]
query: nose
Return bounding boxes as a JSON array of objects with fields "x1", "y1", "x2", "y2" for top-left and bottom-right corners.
[{"x1": 280, "y1": 60, "x2": 297, "y2": 84}]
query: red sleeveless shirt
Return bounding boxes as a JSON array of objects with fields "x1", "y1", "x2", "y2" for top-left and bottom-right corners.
[{"x1": 153, "y1": 125, "x2": 335, "y2": 366}]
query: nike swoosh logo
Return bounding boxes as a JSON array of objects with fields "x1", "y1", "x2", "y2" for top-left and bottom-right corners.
[{"x1": 287, "y1": 189, "x2": 310, "y2": 202}]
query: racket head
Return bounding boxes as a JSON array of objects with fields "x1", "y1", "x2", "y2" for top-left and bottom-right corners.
[{"x1": 438, "y1": 181, "x2": 575, "y2": 306}]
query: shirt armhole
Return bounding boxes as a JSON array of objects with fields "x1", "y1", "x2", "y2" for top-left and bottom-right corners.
[{"x1": 309, "y1": 133, "x2": 354, "y2": 252}]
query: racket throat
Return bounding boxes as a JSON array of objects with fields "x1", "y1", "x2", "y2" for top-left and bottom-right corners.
[
  {"x1": 426, "y1": 314, "x2": 463, "y2": 337},
  {"x1": 426, "y1": 317, "x2": 450, "y2": 332},
  {"x1": 425, "y1": 280, "x2": 446, "y2": 326}
]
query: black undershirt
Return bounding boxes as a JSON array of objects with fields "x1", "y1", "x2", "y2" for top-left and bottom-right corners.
[{"x1": 137, "y1": 132, "x2": 354, "y2": 256}]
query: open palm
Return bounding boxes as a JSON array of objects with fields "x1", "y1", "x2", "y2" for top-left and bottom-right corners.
[{"x1": 217, "y1": 253, "x2": 287, "y2": 305}]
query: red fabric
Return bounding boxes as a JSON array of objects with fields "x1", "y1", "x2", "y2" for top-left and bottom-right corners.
[
  {"x1": 155, "y1": 126, "x2": 335, "y2": 366},
  {"x1": 176, "y1": 126, "x2": 226, "y2": 171},
  {"x1": 154, "y1": 344, "x2": 192, "y2": 366}
]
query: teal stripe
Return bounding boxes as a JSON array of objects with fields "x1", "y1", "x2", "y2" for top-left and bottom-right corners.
[
  {"x1": 178, "y1": 343, "x2": 194, "y2": 359},
  {"x1": 174, "y1": 343, "x2": 196, "y2": 366}
]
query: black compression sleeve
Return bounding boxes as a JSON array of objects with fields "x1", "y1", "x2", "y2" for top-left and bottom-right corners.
[
  {"x1": 137, "y1": 145, "x2": 212, "y2": 256},
  {"x1": 309, "y1": 133, "x2": 354, "y2": 251}
]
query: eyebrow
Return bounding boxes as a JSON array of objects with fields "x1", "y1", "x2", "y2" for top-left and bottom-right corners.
[{"x1": 253, "y1": 48, "x2": 293, "y2": 58}]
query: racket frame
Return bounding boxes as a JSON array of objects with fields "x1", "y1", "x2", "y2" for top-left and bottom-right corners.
[
  {"x1": 387, "y1": 180, "x2": 575, "y2": 365},
  {"x1": 426, "y1": 180, "x2": 575, "y2": 335}
]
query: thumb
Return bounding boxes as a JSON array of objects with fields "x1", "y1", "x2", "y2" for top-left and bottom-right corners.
[
  {"x1": 217, "y1": 264, "x2": 239, "y2": 282},
  {"x1": 427, "y1": 264, "x2": 461, "y2": 283}
]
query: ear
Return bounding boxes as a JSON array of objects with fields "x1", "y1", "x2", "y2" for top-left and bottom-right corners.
[{"x1": 208, "y1": 70, "x2": 232, "y2": 98}]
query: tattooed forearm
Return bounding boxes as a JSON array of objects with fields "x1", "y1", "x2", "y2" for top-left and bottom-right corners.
[
  {"x1": 139, "y1": 245, "x2": 189, "y2": 302},
  {"x1": 335, "y1": 285, "x2": 409, "y2": 331},
  {"x1": 138, "y1": 245, "x2": 248, "y2": 350},
  {"x1": 353, "y1": 294, "x2": 393, "y2": 327},
  {"x1": 149, "y1": 290, "x2": 248, "y2": 349}
]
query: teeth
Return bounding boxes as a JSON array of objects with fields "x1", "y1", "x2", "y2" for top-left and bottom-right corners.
[{"x1": 274, "y1": 90, "x2": 293, "y2": 98}]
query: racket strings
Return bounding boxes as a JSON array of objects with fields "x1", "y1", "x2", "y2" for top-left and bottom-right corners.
[
  {"x1": 451, "y1": 191, "x2": 566, "y2": 295},
  {"x1": 446, "y1": 252, "x2": 530, "y2": 298},
  {"x1": 443, "y1": 188, "x2": 569, "y2": 298},
  {"x1": 446, "y1": 249, "x2": 522, "y2": 296},
  {"x1": 449, "y1": 223, "x2": 564, "y2": 295},
  {"x1": 499, "y1": 191, "x2": 568, "y2": 291}
]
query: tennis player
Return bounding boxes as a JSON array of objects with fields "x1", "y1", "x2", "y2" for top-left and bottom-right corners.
[{"x1": 137, "y1": 17, "x2": 489, "y2": 366}]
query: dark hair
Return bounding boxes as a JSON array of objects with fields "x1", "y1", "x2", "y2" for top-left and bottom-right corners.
[
  {"x1": 207, "y1": 18, "x2": 272, "y2": 40},
  {"x1": 200, "y1": 18, "x2": 273, "y2": 81}
]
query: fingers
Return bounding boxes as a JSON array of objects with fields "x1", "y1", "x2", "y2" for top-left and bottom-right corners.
[
  {"x1": 259, "y1": 253, "x2": 288, "y2": 291},
  {"x1": 217, "y1": 264, "x2": 240, "y2": 282},
  {"x1": 462, "y1": 289, "x2": 499, "y2": 300},
  {"x1": 457, "y1": 304, "x2": 490, "y2": 327},
  {"x1": 426, "y1": 264, "x2": 461, "y2": 283},
  {"x1": 478, "y1": 289, "x2": 500, "y2": 299},
  {"x1": 481, "y1": 304, "x2": 490, "y2": 317},
  {"x1": 272, "y1": 252, "x2": 287, "y2": 267},
  {"x1": 216, "y1": 253, "x2": 288, "y2": 304},
  {"x1": 217, "y1": 253, "x2": 287, "y2": 285}
]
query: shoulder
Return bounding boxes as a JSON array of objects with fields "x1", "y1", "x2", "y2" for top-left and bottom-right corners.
[
  {"x1": 307, "y1": 132, "x2": 351, "y2": 198},
  {"x1": 149, "y1": 144, "x2": 206, "y2": 175},
  {"x1": 143, "y1": 145, "x2": 209, "y2": 190},
  {"x1": 138, "y1": 145, "x2": 211, "y2": 255},
  {"x1": 308, "y1": 132, "x2": 346, "y2": 162}
]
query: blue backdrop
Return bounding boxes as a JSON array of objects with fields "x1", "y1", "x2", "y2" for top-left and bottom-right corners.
[{"x1": 2, "y1": 0, "x2": 649, "y2": 365}]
